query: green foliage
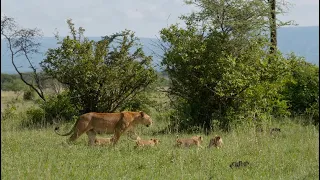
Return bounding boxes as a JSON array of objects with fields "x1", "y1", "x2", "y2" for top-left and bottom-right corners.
[
  {"x1": 160, "y1": 23, "x2": 291, "y2": 132},
  {"x1": 1, "y1": 74, "x2": 28, "y2": 91},
  {"x1": 160, "y1": 0, "x2": 293, "y2": 132},
  {"x1": 20, "y1": 92, "x2": 79, "y2": 128},
  {"x1": 41, "y1": 19, "x2": 157, "y2": 113},
  {"x1": 119, "y1": 92, "x2": 156, "y2": 114},
  {"x1": 2, "y1": 103, "x2": 17, "y2": 120},
  {"x1": 23, "y1": 89, "x2": 35, "y2": 100},
  {"x1": 281, "y1": 54, "x2": 319, "y2": 124},
  {"x1": 22, "y1": 107, "x2": 45, "y2": 128},
  {"x1": 305, "y1": 100, "x2": 319, "y2": 125},
  {"x1": 39, "y1": 91, "x2": 80, "y2": 124}
]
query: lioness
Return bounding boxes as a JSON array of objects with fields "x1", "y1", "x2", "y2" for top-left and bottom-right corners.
[
  {"x1": 94, "y1": 137, "x2": 114, "y2": 146},
  {"x1": 175, "y1": 135, "x2": 203, "y2": 148},
  {"x1": 208, "y1": 135, "x2": 223, "y2": 149},
  {"x1": 134, "y1": 138, "x2": 160, "y2": 148},
  {"x1": 54, "y1": 111, "x2": 153, "y2": 146}
]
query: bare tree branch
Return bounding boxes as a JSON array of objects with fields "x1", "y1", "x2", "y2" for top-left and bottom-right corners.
[{"x1": 1, "y1": 15, "x2": 46, "y2": 101}]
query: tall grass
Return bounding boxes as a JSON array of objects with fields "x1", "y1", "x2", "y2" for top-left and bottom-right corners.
[{"x1": 1, "y1": 93, "x2": 319, "y2": 179}]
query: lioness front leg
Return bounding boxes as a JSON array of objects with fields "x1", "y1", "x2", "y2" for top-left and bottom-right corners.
[
  {"x1": 127, "y1": 130, "x2": 140, "y2": 140},
  {"x1": 86, "y1": 130, "x2": 97, "y2": 146},
  {"x1": 113, "y1": 127, "x2": 132, "y2": 145},
  {"x1": 113, "y1": 130, "x2": 122, "y2": 145}
]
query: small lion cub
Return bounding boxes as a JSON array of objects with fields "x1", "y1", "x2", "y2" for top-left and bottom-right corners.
[
  {"x1": 94, "y1": 137, "x2": 114, "y2": 146},
  {"x1": 175, "y1": 135, "x2": 203, "y2": 148},
  {"x1": 134, "y1": 138, "x2": 160, "y2": 148},
  {"x1": 208, "y1": 135, "x2": 223, "y2": 149}
]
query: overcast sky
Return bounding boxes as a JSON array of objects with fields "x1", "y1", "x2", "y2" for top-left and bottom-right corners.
[{"x1": 2, "y1": 0, "x2": 319, "y2": 38}]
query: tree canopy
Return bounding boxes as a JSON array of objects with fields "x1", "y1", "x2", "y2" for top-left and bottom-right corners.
[
  {"x1": 41, "y1": 19, "x2": 157, "y2": 114},
  {"x1": 160, "y1": 0, "x2": 296, "y2": 132}
]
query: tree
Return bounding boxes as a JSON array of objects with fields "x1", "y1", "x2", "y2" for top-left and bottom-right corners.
[
  {"x1": 160, "y1": 0, "x2": 293, "y2": 132},
  {"x1": 1, "y1": 15, "x2": 46, "y2": 101},
  {"x1": 41, "y1": 19, "x2": 157, "y2": 113},
  {"x1": 183, "y1": 0, "x2": 294, "y2": 56}
]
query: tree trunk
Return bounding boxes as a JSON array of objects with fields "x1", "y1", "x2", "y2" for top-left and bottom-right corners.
[{"x1": 269, "y1": 0, "x2": 277, "y2": 55}]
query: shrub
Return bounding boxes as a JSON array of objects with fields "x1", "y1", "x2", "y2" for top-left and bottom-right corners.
[
  {"x1": 40, "y1": 91, "x2": 80, "y2": 124},
  {"x1": 2, "y1": 103, "x2": 17, "y2": 120},
  {"x1": 119, "y1": 92, "x2": 156, "y2": 114},
  {"x1": 23, "y1": 89, "x2": 35, "y2": 100},
  {"x1": 305, "y1": 99, "x2": 319, "y2": 125},
  {"x1": 21, "y1": 107, "x2": 45, "y2": 128}
]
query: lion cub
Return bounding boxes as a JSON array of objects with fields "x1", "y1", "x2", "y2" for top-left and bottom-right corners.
[
  {"x1": 134, "y1": 138, "x2": 160, "y2": 148},
  {"x1": 175, "y1": 135, "x2": 203, "y2": 148},
  {"x1": 208, "y1": 135, "x2": 223, "y2": 149},
  {"x1": 94, "y1": 137, "x2": 114, "y2": 146}
]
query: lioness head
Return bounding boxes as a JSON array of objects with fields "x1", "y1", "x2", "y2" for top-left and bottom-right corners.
[{"x1": 139, "y1": 111, "x2": 153, "y2": 127}]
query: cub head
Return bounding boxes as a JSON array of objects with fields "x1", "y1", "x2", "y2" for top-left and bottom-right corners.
[
  {"x1": 193, "y1": 135, "x2": 203, "y2": 142},
  {"x1": 215, "y1": 136, "x2": 221, "y2": 141},
  {"x1": 139, "y1": 111, "x2": 153, "y2": 127},
  {"x1": 151, "y1": 138, "x2": 160, "y2": 144}
]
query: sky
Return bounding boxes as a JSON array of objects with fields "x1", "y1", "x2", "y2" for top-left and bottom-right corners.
[{"x1": 1, "y1": 0, "x2": 319, "y2": 38}]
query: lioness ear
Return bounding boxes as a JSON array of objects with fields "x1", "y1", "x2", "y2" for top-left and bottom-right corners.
[{"x1": 140, "y1": 111, "x2": 144, "y2": 117}]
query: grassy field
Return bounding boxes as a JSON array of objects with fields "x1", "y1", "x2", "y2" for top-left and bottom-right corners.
[{"x1": 1, "y1": 92, "x2": 319, "y2": 179}]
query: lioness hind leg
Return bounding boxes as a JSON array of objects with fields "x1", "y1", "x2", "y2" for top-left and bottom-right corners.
[
  {"x1": 113, "y1": 128, "x2": 126, "y2": 146},
  {"x1": 86, "y1": 130, "x2": 96, "y2": 146}
]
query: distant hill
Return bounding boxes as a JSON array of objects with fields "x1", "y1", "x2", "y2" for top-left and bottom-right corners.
[
  {"x1": 277, "y1": 26, "x2": 318, "y2": 65},
  {"x1": 1, "y1": 26, "x2": 318, "y2": 74}
]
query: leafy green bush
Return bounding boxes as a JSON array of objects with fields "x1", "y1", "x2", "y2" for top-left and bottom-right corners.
[
  {"x1": 119, "y1": 92, "x2": 157, "y2": 114},
  {"x1": 21, "y1": 107, "x2": 45, "y2": 128},
  {"x1": 2, "y1": 103, "x2": 17, "y2": 120},
  {"x1": 281, "y1": 55, "x2": 319, "y2": 125},
  {"x1": 305, "y1": 99, "x2": 319, "y2": 125},
  {"x1": 23, "y1": 89, "x2": 35, "y2": 100},
  {"x1": 40, "y1": 91, "x2": 80, "y2": 124},
  {"x1": 40, "y1": 20, "x2": 157, "y2": 113}
]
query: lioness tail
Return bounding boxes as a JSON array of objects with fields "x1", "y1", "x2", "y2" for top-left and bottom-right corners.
[{"x1": 54, "y1": 126, "x2": 74, "y2": 136}]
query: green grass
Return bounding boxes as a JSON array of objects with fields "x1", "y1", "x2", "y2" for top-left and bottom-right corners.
[{"x1": 1, "y1": 93, "x2": 319, "y2": 179}]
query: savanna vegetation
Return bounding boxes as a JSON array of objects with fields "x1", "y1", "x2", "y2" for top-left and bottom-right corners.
[{"x1": 1, "y1": 0, "x2": 318, "y2": 179}]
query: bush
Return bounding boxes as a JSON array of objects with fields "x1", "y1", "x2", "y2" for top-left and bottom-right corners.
[
  {"x1": 2, "y1": 103, "x2": 17, "y2": 120},
  {"x1": 23, "y1": 89, "x2": 35, "y2": 100},
  {"x1": 21, "y1": 107, "x2": 45, "y2": 128},
  {"x1": 119, "y1": 92, "x2": 156, "y2": 114},
  {"x1": 305, "y1": 99, "x2": 319, "y2": 125},
  {"x1": 40, "y1": 91, "x2": 80, "y2": 124}
]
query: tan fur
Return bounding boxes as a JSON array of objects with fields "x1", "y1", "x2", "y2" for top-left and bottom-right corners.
[
  {"x1": 55, "y1": 111, "x2": 153, "y2": 146},
  {"x1": 175, "y1": 135, "x2": 203, "y2": 148},
  {"x1": 94, "y1": 137, "x2": 114, "y2": 146},
  {"x1": 208, "y1": 135, "x2": 223, "y2": 148},
  {"x1": 134, "y1": 138, "x2": 160, "y2": 148}
]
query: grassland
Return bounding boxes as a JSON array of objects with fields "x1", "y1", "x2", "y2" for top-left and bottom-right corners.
[{"x1": 1, "y1": 91, "x2": 319, "y2": 180}]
